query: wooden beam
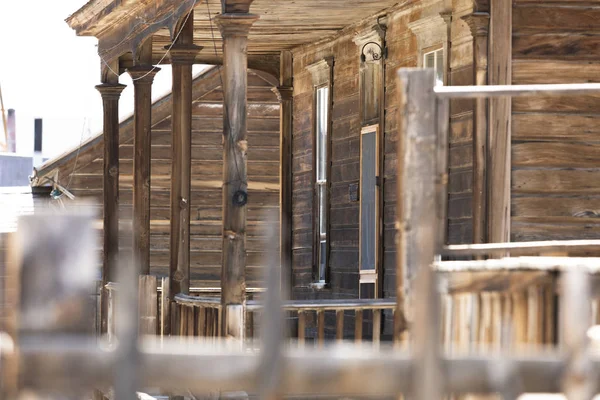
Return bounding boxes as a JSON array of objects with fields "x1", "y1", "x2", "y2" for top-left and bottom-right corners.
[
  {"x1": 487, "y1": 0, "x2": 512, "y2": 243},
  {"x1": 168, "y1": 12, "x2": 202, "y2": 298},
  {"x1": 277, "y1": 50, "x2": 293, "y2": 292},
  {"x1": 128, "y1": 58, "x2": 159, "y2": 275},
  {"x1": 96, "y1": 59, "x2": 125, "y2": 335},
  {"x1": 215, "y1": 9, "x2": 259, "y2": 339},
  {"x1": 463, "y1": 13, "x2": 490, "y2": 245},
  {"x1": 396, "y1": 69, "x2": 447, "y2": 341}
]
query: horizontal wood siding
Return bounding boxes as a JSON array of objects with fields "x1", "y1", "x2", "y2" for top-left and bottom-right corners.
[
  {"x1": 41, "y1": 71, "x2": 280, "y2": 288},
  {"x1": 511, "y1": 2, "x2": 600, "y2": 245}
]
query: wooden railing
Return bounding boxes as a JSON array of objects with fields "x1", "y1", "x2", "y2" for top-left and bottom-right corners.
[{"x1": 170, "y1": 294, "x2": 397, "y2": 345}]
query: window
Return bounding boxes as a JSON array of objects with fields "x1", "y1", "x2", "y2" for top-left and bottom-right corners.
[
  {"x1": 307, "y1": 57, "x2": 333, "y2": 286},
  {"x1": 315, "y1": 85, "x2": 329, "y2": 284},
  {"x1": 359, "y1": 125, "x2": 380, "y2": 298},
  {"x1": 423, "y1": 48, "x2": 444, "y2": 86}
]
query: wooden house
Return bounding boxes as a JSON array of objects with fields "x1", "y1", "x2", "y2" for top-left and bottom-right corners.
[{"x1": 29, "y1": 0, "x2": 600, "y2": 343}]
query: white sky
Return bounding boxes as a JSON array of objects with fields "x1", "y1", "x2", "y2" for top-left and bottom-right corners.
[{"x1": 0, "y1": 1, "x2": 207, "y2": 160}]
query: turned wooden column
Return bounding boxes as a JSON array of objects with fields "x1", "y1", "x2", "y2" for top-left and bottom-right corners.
[
  {"x1": 216, "y1": 8, "x2": 259, "y2": 339},
  {"x1": 463, "y1": 13, "x2": 490, "y2": 245},
  {"x1": 276, "y1": 50, "x2": 294, "y2": 292},
  {"x1": 168, "y1": 14, "x2": 202, "y2": 299},
  {"x1": 128, "y1": 66, "x2": 159, "y2": 274},
  {"x1": 96, "y1": 77, "x2": 126, "y2": 334}
]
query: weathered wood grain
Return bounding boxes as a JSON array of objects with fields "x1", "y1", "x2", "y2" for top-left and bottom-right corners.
[
  {"x1": 488, "y1": 0, "x2": 512, "y2": 243},
  {"x1": 513, "y1": 34, "x2": 600, "y2": 61},
  {"x1": 513, "y1": 7, "x2": 600, "y2": 34},
  {"x1": 513, "y1": 169, "x2": 600, "y2": 194},
  {"x1": 512, "y1": 113, "x2": 600, "y2": 141},
  {"x1": 513, "y1": 142, "x2": 600, "y2": 168}
]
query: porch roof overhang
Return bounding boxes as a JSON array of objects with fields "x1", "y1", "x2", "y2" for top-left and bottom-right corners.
[{"x1": 66, "y1": 0, "x2": 400, "y2": 75}]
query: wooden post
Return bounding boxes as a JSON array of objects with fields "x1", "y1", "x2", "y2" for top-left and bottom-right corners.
[
  {"x1": 487, "y1": 0, "x2": 512, "y2": 243},
  {"x1": 215, "y1": 6, "x2": 259, "y2": 339},
  {"x1": 96, "y1": 60, "x2": 126, "y2": 334},
  {"x1": 463, "y1": 13, "x2": 490, "y2": 245},
  {"x1": 128, "y1": 60, "x2": 159, "y2": 274},
  {"x1": 168, "y1": 13, "x2": 202, "y2": 299},
  {"x1": 396, "y1": 68, "x2": 448, "y2": 337},
  {"x1": 277, "y1": 50, "x2": 294, "y2": 292}
]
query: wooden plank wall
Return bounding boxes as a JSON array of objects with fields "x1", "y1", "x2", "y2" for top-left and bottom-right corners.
[
  {"x1": 40, "y1": 71, "x2": 281, "y2": 288},
  {"x1": 511, "y1": 1, "x2": 600, "y2": 243},
  {"x1": 292, "y1": 26, "x2": 363, "y2": 303},
  {"x1": 291, "y1": 0, "x2": 475, "y2": 338}
]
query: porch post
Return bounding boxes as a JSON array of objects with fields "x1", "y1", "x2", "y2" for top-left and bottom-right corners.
[
  {"x1": 215, "y1": 5, "x2": 258, "y2": 339},
  {"x1": 96, "y1": 59, "x2": 126, "y2": 334},
  {"x1": 127, "y1": 62, "x2": 159, "y2": 275},
  {"x1": 168, "y1": 13, "x2": 201, "y2": 300},
  {"x1": 276, "y1": 50, "x2": 294, "y2": 292},
  {"x1": 463, "y1": 13, "x2": 490, "y2": 244}
]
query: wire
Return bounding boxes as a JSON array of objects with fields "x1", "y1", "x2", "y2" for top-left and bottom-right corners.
[
  {"x1": 66, "y1": 117, "x2": 87, "y2": 190},
  {"x1": 100, "y1": 0, "x2": 198, "y2": 82}
]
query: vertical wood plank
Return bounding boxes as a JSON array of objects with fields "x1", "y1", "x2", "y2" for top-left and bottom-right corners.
[
  {"x1": 197, "y1": 307, "x2": 206, "y2": 337},
  {"x1": 160, "y1": 277, "x2": 170, "y2": 336},
  {"x1": 355, "y1": 309, "x2": 363, "y2": 343},
  {"x1": 487, "y1": 0, "x2": 512, "y2": 243},
  {"x1": 317, "y1": 310, "x2": 325, "y2": 347},
  {"x1": 512, "y1": 290, "x2": 528, "y2": 348},
  {"x1": 336, "y1": 309, "x2": 344, "y2": 341},
  {"x1": 138, "y1": 275, "x2": 157, "y2": 335},
  {"x1": 372, "y1": 309, "x2": 381, "y2": 348},
  {"x1": 187, "y1": 305, "x2": 195, "y2": 337},
  {"x1": 297, "y1": 311, "x2": 306, "y2": 347}
]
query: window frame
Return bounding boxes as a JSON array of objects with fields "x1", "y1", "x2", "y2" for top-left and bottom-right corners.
[
  {"x1": 422, "y1": 46, "x2": 445, "y2": 86},
  {"x1": 358, "y1": 124, "x2": 380, "y2": 297},
  {"x1": 313, "y1": 83, "x2": 331, "y2": 285},
  {"x1": 306, "y1": 57, "x2": 334, "y2": 287}
]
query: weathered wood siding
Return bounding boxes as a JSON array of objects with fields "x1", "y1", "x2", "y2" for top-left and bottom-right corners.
[
  {"x1": 448, "y1": 0, "x2": 475, "y2": 244},
  {"x1": 36, "y1": 68, "x2": 280, "y2": 288},
  {"x1": 511, "y1": 1, "x2": 600, "y2": 243},
  {"x1": 290, "y1": 0, "x2": 475, "y2": 338}
]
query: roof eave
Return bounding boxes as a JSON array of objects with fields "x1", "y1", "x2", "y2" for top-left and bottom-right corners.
[{"x1": 65, "y1": 0, "x2": 122, "y2": 36}]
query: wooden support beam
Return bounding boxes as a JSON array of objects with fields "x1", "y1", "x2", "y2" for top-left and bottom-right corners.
[
  {"x1": 215, "y1": 8, "x2": 259, "y2": 339},
  {"x1": 96, "y1": 60, "x2": 125, "y2": 334},
  {"x1": 487, "y1": 0, "x2": 512, "y2": 243},
  {"x1": 396, "y1": 68, "x2": 448, "y2": 336},
  {"x1": 128, "y1": 63, "x2": 159, "y2": 275},
  {"x1": 463, "y1": 13, "x2": 490, "y2": 244},
  {"x1": 277, "y1": 50, "x2": 293, "y2": 292},
  {"x1": 168, "y1": 12, "x2": 202, "y2": 299}
]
